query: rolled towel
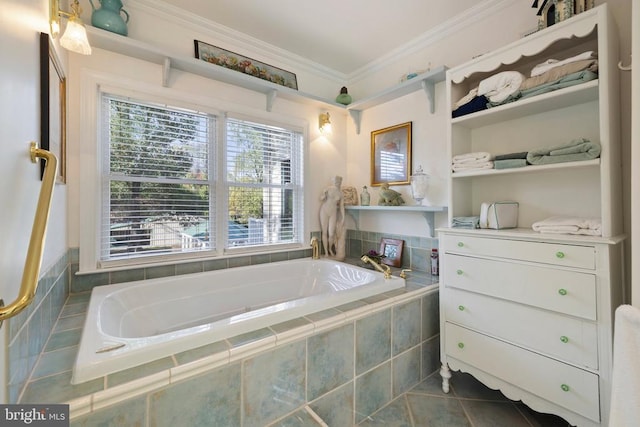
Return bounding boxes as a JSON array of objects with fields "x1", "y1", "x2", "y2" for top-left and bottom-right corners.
[
  {"x1": 530, "y1": 51, "x2": 597, "y2": 77},
  {"x1": 520, "y1": 59, "x2": 598, "y2": 91},
  {"x1": 452, "y1": 87, "x2": 479, "y2": 111},
  {"x1": 478, "y1": 71, "x2": 526, "y2": 104},
  {"x1": 532, "y1": 216, "x2": 601, "y2": 236},
  {"x1": 526, "y1": 138, "x2": 601, "y2": 165},
  {"x1": 452, "y1": 95, "x2": 489, "y2": 118},
  {"x1": 452, "y1": 152, "x2": 492, "y2": 164},
  {"x1": 494, "y1": 159, "x2": 527, "y2": 169}
]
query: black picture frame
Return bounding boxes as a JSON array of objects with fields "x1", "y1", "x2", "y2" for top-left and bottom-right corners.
[{"x1": 40, "y1": 32, "x2": 66, "y2": 183}]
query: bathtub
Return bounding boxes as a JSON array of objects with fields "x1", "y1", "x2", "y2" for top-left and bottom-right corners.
[{"x1": 71, "y1": 258, "x2": 405, "y2": 384}]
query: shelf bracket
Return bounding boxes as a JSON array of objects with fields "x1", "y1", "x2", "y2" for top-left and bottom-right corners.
[
  {"x1": 421, "y1": 211, "x2": 436, "y2": 237},
  {"x1": 266, "y1": 90, "x2": 277, "y2": 112},
  {"x1": 162, "y1": 57, "x2": 171, "y2": 87},
  {"x1": 348, "y1": 110, "x2": 362, "y2": 134},
  {"x1": 345, "y1": 210, "x2": 360, "y2": 230},
  {"x1": 420, "y1": 79, "x2": 436, "y2": 113}
]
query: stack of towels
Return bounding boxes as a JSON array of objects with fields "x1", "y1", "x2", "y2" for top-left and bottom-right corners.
[
  {"x1": 494, "y1": 151, "x2": 528, "y2": 170},
  {"x1": 452, "y1": 216, "x2": 480, "y2": 229},
  {"x1": 526, "y1": 138, "x2": 601, "y2": 165},
  {"x1": 452, "y1": 50, "x2": 598, "y2": 117},
  {"x1": 532, "y1": 216, "x2": 602, "y2": 236},
  {"x1": 452, "y1": 152, "x2": 494, "y2": 172}
]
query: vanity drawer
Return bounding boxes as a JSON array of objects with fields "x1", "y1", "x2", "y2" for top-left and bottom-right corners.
[
  {"x1": 445, "y1": 323, "x2": 600, "y2": 422},
  {"x1": 441, "y1": 234, "x2": 595, "y2": 269},
  {"x1": 444, "y1": 288, "x2": 598, "y2": 369},
  {"x1": 442, "y1": 254, "x2": 597, "y2": 320}
]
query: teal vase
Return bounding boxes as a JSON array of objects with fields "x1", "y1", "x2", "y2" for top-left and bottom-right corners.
[
  {"x1": 335, "y1": 87, "x2": 352, "y2": 105},
  {"x1": 90, "y1": 0, "x2": 130, "y2": 36}
]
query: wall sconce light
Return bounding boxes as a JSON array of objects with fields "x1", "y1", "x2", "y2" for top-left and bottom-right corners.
[
  {"x1": 50, "y1": 0, "x2": 92, "y2": 55},
  {"x1": 319, "y1": 112, "x2": 332, "y2": 134}
]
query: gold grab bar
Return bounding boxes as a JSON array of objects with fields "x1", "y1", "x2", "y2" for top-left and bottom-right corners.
[{"x1": 0, "y1": 142, "x2": 57, "y2": 326}]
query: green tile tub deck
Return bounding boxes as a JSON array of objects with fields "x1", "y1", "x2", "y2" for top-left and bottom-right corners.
[{"x1": 19, "y1": 263, "x2": 439, "y2": 426}]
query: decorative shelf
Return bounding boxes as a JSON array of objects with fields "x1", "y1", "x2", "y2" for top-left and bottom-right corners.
[
  {"x1": 347, "y1": 66, "x2": 448, "y2": 134},
  {"x1": 345, "y1": 205, "x2": 447, "y2": 237},
  {"x1": 86, "y1": 26, "x2": 447, "y2": 125},
  {"x1": 85, "y1": 26, "x2": 344, "y2": 112}
]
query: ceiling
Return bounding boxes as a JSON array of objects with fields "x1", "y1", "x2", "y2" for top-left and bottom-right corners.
[{"x1": 162, "y1": 0, "x2": 488, "y2": 75}]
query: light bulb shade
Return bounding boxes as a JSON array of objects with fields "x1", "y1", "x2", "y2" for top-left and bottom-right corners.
[
  {"x1": 410, "y1": 165, "x2": 430, "y2": 205},
  {"x1": 60, "y1": 16, "x2": 92, "y2": 55},
  {"x1": 319, "y1": 112, "x2": 332, "y2": 134}
]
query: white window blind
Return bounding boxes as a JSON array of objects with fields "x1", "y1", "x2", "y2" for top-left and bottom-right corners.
[
  {"x1": 101, "y1": 94, "x2": 214, "y2": 262},
  {"x1": 225, "y1": 117, "x2": 303, "y2": 249}
]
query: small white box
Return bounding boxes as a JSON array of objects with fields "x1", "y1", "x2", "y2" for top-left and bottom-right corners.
[{"x1": 479, "y1": 201, "x2": 519, "y2": 229}]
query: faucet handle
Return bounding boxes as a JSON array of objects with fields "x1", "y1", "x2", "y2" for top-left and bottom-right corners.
[{"x1": 400, "y1": 269, "x2": 412, "y2": 279}]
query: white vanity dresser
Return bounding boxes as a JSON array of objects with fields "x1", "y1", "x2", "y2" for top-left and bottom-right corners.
[{"x1": 438, "y1": 5, "x2": 626, "y2": 426}]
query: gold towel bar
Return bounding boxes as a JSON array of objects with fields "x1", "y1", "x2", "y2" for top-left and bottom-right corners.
[{"x1": 0, "y1": 142, "x2": 57, "y2": 326}]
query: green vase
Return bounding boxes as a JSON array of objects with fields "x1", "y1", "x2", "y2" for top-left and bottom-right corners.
[
  {"x1": 90, "y1": 0, "x2": 130, "y2": 36},
  {"x1": 335, "y1": 86, "x2": 352, "y2": 105}
]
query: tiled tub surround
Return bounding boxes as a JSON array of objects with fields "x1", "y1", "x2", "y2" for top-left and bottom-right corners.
[
  {"x1": 346, "y1": 230, "x2": 438, "y2": 273},
  {"x1": 20, "y1": 269, "x2": 440, "y2": 426},
  {"x1": 7, "y1": 251, "x2": 70, "y2": 403}
]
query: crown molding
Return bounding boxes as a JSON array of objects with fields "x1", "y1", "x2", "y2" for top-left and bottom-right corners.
[
  {"x1": 126, "y1": 0, "x2": 517, "y2": 87},
  {"x1": 128, "y1": 0, "x2": 347, "y2": 84},
  {"x1": 347, "y1": 0, "x2": 518, "y2": 83}
]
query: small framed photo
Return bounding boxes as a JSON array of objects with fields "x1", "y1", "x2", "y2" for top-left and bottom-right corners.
[
  {"x1": 379, "y1": 238, "x2": 404, "y2": 268},
  {"x1": 371, "y1": 122, "x2": 412, "y2": 186}
]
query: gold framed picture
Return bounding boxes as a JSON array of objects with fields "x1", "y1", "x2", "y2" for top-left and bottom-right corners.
[{"x1": 371, "y1": 122, "x2": 412, "y2": 186}]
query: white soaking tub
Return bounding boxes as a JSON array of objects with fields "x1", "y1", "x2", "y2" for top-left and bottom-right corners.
[{"x1": 71, "y1": 258, "x2": 404, "y2": 384}]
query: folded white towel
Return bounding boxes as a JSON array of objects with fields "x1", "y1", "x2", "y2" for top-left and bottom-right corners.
[
  {"x1": 531, "y1": 216, "x2": 601, "y2": 236},
  {"x1": 530, "y1": 51, "x2": 597, "y2": 77},
  {"x1": 452, "y1": 87, "x2": 479, "y2": 111},
  {"x1": 452, "y1": 162, "x2": 494, "y2": 172},
  {"x1": 609, "y1": 305, "x2": 640, "y2": 427},
  {"x1": 452, "y1": 152, "x2": 492, "y2": 164},
  {"x1": 477, "y1": 71, "x2": 525, "y2": 103}
]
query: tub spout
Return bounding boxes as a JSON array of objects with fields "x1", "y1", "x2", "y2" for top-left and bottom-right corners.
[
  {"x1": 361, "y1": 255, "x2": 392, "y2": 279},
  {"x1": 310, "y1": 236, "x2": 320, "y2": 260}
]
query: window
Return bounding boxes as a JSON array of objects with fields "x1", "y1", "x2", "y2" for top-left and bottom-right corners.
[
  {"x1": 226, "y1": 117, "x2": 303, "y2": 248},
  {"x1": 100, "y1": 94, "x2": 304, "y2": 266}
]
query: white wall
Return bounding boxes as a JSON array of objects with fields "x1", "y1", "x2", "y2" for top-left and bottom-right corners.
[{"x1": 0, "y1": 0, "x2": 69, "y2": 403}]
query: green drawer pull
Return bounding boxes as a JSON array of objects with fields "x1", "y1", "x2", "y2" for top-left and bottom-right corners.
[
  {"x1": 560, "y1": 336, "x2": 569, "y2": 343},
  {"x1": 558, "y1": 288, "x2": 568, "y2": 296},
  {"x1": 456, "y1": 270, "x2": 463, "y2": 275},
  {"x1": 556, "y1": 251, "x2": 565, "y2": 259},
  {"x1": 458, "y1": 305, "x2": 465, "y2": 311},
  {"x1": 561, "y1": 384, "x2": 570, "y2": 392},
  {"x1": 458, "y1": 342, "x2": 464, "y2": 349},
  {"x1": 457, "y1": 242, "x2": 464, "y2": 247}
]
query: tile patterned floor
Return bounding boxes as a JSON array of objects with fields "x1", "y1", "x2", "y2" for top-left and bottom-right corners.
[{"x1": 356, "y1": 371, "x2": 574, "y2": 427}]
